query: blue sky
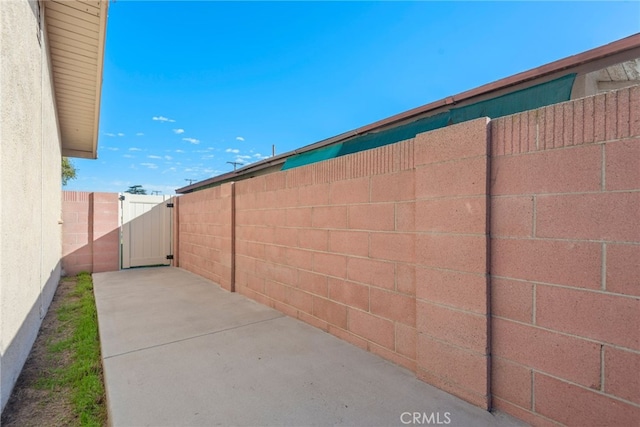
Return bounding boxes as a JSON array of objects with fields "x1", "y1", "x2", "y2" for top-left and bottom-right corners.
[{"x1": 65, "y1": 1, "x2": 640, "y2": 194}]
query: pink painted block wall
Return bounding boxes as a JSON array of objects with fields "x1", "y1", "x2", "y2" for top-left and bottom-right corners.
[
  {"x1": 489, "y1": 86, "x2": 640, "y2": 426},
  {"x1": 175, "y1": 85, "x2": 640, "y2": 426},
  {"x1": 62, "y1": 191, "x2": 119, "y2": 275}
]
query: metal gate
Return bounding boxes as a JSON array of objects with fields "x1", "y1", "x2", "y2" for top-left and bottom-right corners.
[{"x1": 120, "y1": 194, "x2": 173, "y2": 268}]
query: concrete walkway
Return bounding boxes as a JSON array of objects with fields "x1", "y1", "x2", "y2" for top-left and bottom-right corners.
[{"x1": 93, "y1": 267, "x2": 524, "y2": 427}]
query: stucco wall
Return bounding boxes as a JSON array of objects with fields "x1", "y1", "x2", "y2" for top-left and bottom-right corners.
[{"x1": 0, "y1": 0, "x2": 63, "y2": 411}]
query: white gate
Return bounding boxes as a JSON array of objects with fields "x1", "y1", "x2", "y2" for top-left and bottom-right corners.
[{"x1": 120, "y1": 194, "x2": 173, "y2": 268}]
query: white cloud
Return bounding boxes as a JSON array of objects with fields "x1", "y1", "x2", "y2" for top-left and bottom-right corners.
[
  {"x1": 201, "y1": 154, "x2": 215, "y2": 160},
  {"x1": 152, "y1": 116, "x2": 176, "y2": 123},
  {"x1": 162, "y1": 167, "x2": 177, "y2": 174},
  {"x1": 236, "y1": 136, "x2": 245, "y2": 141},
  {"x1": 104, "y1": 147, "x2": 119, "y2": 151},
  {"x1": 123, "y1": 154, "x2": 134, "y2": 158},
  {"x1": 183, "y1": 137, "x2": 200, "y2": 144},
  {"x1": 164, "y1": 155, "x2": 173, "y2": 160},
  {"x1": 140, "y1": 162, "x2": 158, "y2": 169},
  {"x1": 129, "y1": 147, "x2": 142, "y2": 151},
  {"x1": 148, "y1": 155, "x2": 162, "y2": 159},
  {"x1": 173, "y1": 129, "x2": 185, "y2": 134},
  {"x1": 225, "y1": 148, "x2": 239, "y2": 153},
  {"x1": 104, "y1": 132, "x2": 116, "y2": 137},
  {"x1": 117, "y1": 133, "x2": 125, "y2": 137},
  {"x1": 175, "y1": 149, "x2": 185, "y2": 153},
  {"x1": 237, "y1": 155, "x2": 251, "y2": 160},
  {"x1": 136, "y1": 132, "x2": 144, "y2": 136}
]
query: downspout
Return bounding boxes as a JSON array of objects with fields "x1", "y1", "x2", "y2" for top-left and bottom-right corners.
[{"x1": 39, "y1": 0, "x2": 45, "y2": 318}]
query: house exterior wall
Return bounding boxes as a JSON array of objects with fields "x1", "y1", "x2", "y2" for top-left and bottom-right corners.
[
  {"x1": 61, "y1": 191, "x2": 120, "y2": 275},
  {"x1": 175, "y1": 85, "x2": 639, "y2": 425},
  {"x1": 0, "y1": 0, "x2": 63, "y2": 411}
]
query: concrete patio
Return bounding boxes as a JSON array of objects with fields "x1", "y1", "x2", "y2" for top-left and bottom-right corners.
[{"x1": 93, "y1": 267, "x2": 524, "y2": 427}]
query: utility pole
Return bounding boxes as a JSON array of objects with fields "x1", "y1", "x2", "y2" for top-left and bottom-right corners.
[{"x1": 227, "y1": 161, "x2": 243, "y2": 171}]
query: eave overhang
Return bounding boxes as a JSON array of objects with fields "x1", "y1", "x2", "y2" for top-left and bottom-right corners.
[{"x1": 44, "y1": 0, "x2": 109, "y2": 159}]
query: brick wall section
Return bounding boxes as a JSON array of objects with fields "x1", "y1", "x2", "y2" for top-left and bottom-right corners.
[
  {"x1": 62, "y1": 191, "x2": 119, "y2": 275},
  {"x1": 178, "y1": 183, "x2": 234, "y2": 291},
  {"x1": 175, "y1": 86, "x2": 639, "y2": 426},
  {"x1": 233, "y1": 137, "x2": 423, "y2": 374},
  {"x1": 490, "y1": 86, "x2": 640, "y2": 426}
]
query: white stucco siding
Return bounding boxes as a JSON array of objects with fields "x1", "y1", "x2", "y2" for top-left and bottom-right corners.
[{"x1": 0, "y1": 0, "x2": 63, "y2": 411}]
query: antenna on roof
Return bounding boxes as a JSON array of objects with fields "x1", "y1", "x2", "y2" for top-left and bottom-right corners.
[{"x1": 227, "y1": 161, "x2": 243, "y2": 171}]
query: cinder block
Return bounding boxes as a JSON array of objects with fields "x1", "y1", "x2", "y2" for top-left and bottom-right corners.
[
  {"x1": 347, "y1": 257, "x2": 395, "y2": 290},
  {"x1": 370, "y1": 232, "x2": 415, "y2": 263},
  {"x1": 329, "y1": 177, "x2": 370, "y2": 205},
  {"x1": 371, "y1": 170, "x2": 415, "y2": 202},
  {"x1": 416, "y1": 334, "x2": 489, "y2": 404},
  {"x1": 297, "y1": 270, "x2": 328, "y2": 297},
  {"x1": 415, "y1": 197, "x2": 486, "y2": 234},
  {"x1": 329, "y1": 230, "x2": 369, "y2": 257},
  {"x1": 298, "y1": 229, "x2": 328, "y2": 251},
  {"x1": 604, "y1": 346, "x2": 640, "y2": 404},
  {"x1": 492, "y1": 318, "x2": 601, "y2": 388},
  {"x1": 536, "y1": 285, "x2": 640, "y2": 350},
  {"x1": 416, "y1": 267, "x2": 488, "y2": 315},
  {"x1": 416, "y1": 234, "x2": 486, "y2": 274},
  {"x1": 490, "y1": 196, "x2": 533, "y2": 238},
  {"x1": 370, "y1": 288, "x2": 415, "y2": 326},
  {"x1": 328, "y1": 278, "x2": 369, "y2": 311},
  {"x1": 328, "y1": 325, "x2": 368, "y2": 351},
  {"x1": 285, "y1": 207, "x2": 312, "y2": 228},
  {"x1": 416, "y1": 300, "x2": 488, "y2": 354},
  {"x1": 594, "y1": 93, "x2": 606, "y2": 143},
  {"x1": 491, "y1": 397, "x2": 558, "y2": 427},
  {"x1": 492, "y1": 356, "x2": 533, "y2": 410},
  {"x1": 631, "y1": 86, "x2": 640, "y2": 137},
  {"x1": 491, "y1": 277, "x2": 533, "y2": 323},
  {"x1": 348, "y1": 203, "x2": 394, "y2": 231},
  {"x1": 490, "y1": 144, "x2": 601, "y2": 195},
  {"x1": 395, "y1": 263, "x2": 416, "y2": 296},
  {"x1": 313, "y1": 252, "x2": 347, "y2": 278},
  {"x1": 299, "y1": 182, "x2": 330, "y2": 206},
  {"x1": 536, "y1": 192, "x2": 640, "y2": 242},
  {"x1": 491, "y1": 238, "x2": 601, "y2": 289},
  {"x1": 605, "y1": 138, "x2": 640, "y2": 191},
  {"x1": 368, "y1": 341, "x2": 416, "y2": 372},
  {"x1": 415, "y1": 156, "x2": 488, "y2": 199},
  {"x1": 606, "y1": 243, "x2": 640, "y2": 297},
  {"x1": 414, "y1": 117, "x2": 489, "y2": 165},
  {"x1": 312, "y1": 296, "x2": 348, "y2": 329},
  {"x1": 348, "y1": 308, "x2": 395, "y2": 350},
  {"x1": 282, "y1": 286, "x2": 313, "y2": 314},
  {"x1": 312, "y1": 206, "x2": 348, "y2": 229},
  {"x1": 297, "y1": 310, "x2": 329, "y2": 332},
  {"x1": 395, "y1": 323, "x2": 416, "y2": 360},
  {"x1": 534, "y1": 373, "x2": 640, "y2": 426},
  {"x1": 285, "y1": 248, "x2": 313, "y2": 271},
  {"x1": 395, "y1": 202, "x2": 415, "y2": 231}
]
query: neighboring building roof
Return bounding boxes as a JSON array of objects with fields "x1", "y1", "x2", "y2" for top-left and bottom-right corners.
[
  {"x1": 177, "y1": 32, "x2": 640, "y2": 194},
  {"x1": 44, "y1": 0, "x2": 109, "y2": 159}
]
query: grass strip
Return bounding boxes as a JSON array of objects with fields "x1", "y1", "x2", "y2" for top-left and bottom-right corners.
[{"x1": 39, "y1": 272, "x2": 107, "y2": 426}]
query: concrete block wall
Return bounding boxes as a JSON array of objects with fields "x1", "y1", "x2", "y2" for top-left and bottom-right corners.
[
  {"x1": 62, "y1": 191, "x2": 120, "y2": 275},
  {"x1": 489, "y1": 86, "x2": 640, "y2": 425},
  {"x1": 233, "y1": 137, "x2": 424, "y2": 375},
  {"x1": 177, "y1": 184, "x2": 234, "y2": 291},
  {"x1": 175, "y1": 85, "x2": 639, "y2": 425}
]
